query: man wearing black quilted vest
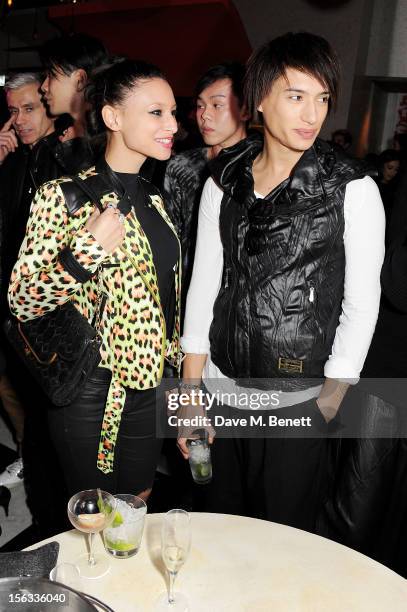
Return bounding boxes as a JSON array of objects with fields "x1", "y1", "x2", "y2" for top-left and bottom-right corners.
[{"x1": 178, "y1": 32, "x2": 385, "y2": 532}]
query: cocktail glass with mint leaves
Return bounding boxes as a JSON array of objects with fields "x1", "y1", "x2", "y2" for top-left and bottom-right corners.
[
  {"x1": 103, "y1": 494, "x2": 147, "y2": 558},
  {"x1": 187, "y1": 437, "x2": 212, "y2": 484}
]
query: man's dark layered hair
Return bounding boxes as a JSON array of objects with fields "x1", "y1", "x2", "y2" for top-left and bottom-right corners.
[
  {"x1": 195, "y1": 62, "x2": 246, "y2": 107},
  {"x1": 244, "y1": 32, "x2": 340, "y2": 116},
  {"x1": 40, "y1": 33, "x2": 108, "y2": 77}
]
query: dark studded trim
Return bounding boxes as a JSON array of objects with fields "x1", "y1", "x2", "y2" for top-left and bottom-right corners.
[{"x1": 58, "y1": 246, "x2": 94, "y2": 284}]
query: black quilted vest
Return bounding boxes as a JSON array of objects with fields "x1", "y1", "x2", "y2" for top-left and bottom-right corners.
[{"x1": 208, "y1": 135, "x2": 374, "y2": 387}]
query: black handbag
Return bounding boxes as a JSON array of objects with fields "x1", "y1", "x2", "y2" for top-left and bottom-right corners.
[{"x1": 4, "y1": 176, "x2": 107, "y2": 407}]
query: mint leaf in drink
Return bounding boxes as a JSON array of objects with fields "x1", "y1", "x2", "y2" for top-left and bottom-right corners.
[{"x1": 97, "y1": 499, "x2": 123, "y2": 526}]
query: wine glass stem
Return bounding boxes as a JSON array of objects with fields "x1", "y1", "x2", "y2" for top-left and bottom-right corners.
[
  {"x1": 168, "y1": 571, "x2": 177, "y2": 604},
  {"x1": 88, "y1": 531, "x2": 96, "y2": 566}
]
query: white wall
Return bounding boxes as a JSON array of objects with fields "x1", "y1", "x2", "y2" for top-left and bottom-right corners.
[
  {"x1": 387, "y1": 0, "x2": 407, "y2": 77},
  {"x1": 365, "y1": 0, "x2": 407, "y2": 81},
  {"x1": 380, "y1": 93, "x2": 401, "y2": 149},
  {"x1": 365, "y1": 0, "x2": 398, "y2": 77},
  {"x1": 348, "y1": 0, "x2": 407, "y2": 154}
]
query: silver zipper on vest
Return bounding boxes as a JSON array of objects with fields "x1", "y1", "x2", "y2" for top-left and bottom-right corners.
[{"x1": 308, "y1": 286, "x2": 315, "y2": 303}]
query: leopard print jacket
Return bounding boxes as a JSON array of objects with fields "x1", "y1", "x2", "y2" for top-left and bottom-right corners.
[{"x1": 8, "y1": 166, "x2": 181, "y2": 474}]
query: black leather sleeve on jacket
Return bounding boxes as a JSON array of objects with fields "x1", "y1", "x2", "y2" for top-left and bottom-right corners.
[
  {"x1": 0, "y1": 347, "x2": 5, "y2": 377},
  {"x1": 387, "y1": 168, "x2": 407, "y2": 244},
  {"x1": 381, "y1": 238, "x2": 407, "y2": 313},
  {"x1": 381, "y1": 169, "x2": 407, "y2": 312},
  {"x1": 0, "y1": 190, "x2": 3, "y2": 294},
  {"x1": 58, "y1": 246, "x2": 94, "y2": 284},
  {"x1": 163, "y1": 161, "x2": 182, "y2": 236}
]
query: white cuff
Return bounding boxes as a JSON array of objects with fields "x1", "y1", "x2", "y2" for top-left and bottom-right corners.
[
  {"x1": 180, "y1": 335, "x2": 210, "y2": 354},
  {"x1": 324, "y1": 357, "x2": 360, "y2": 385}
]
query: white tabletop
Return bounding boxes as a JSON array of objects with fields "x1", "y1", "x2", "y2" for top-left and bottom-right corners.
[{"x1": 28, "y1": 512, "x2": 407, "y2": 612}]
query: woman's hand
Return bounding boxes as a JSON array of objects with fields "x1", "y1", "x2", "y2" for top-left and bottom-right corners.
[{"x1": 85, "y1": 204, "x2": 125, "y2": 253}]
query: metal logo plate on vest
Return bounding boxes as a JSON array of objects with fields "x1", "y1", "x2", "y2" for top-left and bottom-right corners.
[{"x1": 278, "y1": 357, "x2": 303, "y2": 374}]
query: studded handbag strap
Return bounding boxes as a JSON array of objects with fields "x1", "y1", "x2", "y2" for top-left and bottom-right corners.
[
  {"x1": 69, "y1": 174, "x2": 105, "y2": 213},
  {"x1": 68, "y1": 175, "x2": 110, "y2": 330}
]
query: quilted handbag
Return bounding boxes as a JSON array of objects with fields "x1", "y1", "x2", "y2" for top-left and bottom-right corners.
[
  {"x1": 4, "y1": 299, "x2": 104, "y2": 406},
  {"x1": 4, "y1": 176, "x2": 107, "y2": 406}
]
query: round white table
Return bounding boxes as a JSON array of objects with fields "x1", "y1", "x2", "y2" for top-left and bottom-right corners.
[{"x1": 29, "y1": 513, "x2": 407, "y2": 611}]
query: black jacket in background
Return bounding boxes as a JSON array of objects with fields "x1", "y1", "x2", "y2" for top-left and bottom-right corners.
[
  {"x1": 363, "y1": 167, "x2": 407, "y2": 377},
  {"x1": 331, "y1": 168, "x2": 407, "y2": 578}
]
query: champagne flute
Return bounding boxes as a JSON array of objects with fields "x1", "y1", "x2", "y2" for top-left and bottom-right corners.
[
  {"x1": 156, "y1": 509, "x2": 191, "y2": 610},
  {"x1": 67, "y1": 489, "x2": 116, "y2": 579}
]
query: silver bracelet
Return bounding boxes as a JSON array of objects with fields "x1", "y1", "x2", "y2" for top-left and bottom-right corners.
[{"x1": 179, "y1": 382, "x2": 201, "y2": 393}]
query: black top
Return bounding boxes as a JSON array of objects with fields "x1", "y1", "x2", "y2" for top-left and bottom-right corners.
[{"x1": 115, "y1": 172, "x2": 178, "y2": 333}]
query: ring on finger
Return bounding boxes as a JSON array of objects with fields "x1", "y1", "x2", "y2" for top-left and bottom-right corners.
[{"x1": 118, "y1": 213, "x2": 125, "y2": 223}]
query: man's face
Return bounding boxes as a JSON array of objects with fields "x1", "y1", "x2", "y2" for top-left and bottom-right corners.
[
  {"x1": 383, "y1": 159, "x2": 400, "y2": 183},
  {"x1": 333, "y1": 133, "x2": 346, "y2": 149},
  {"x1": 7, "y1": 83, "x2": 54, "y2": 146},
  {"x1": 196, "y1": 78, "x2": 246, "y2": 149},
  {"x1": 41, "y1": 69, "x2": 79, "y2": 116},
  {"x1": 258, "y1": 68, "x2": 330, "y2": 153}
]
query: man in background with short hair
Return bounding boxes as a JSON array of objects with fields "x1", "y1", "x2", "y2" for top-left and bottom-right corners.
[
  {"x1": 0, "y1": 71, "x2": 55, "y2": 458},
  {"x1": 0, "y1": 47, "x2": 104, "y2": 535},
  {"x1": 0, "y1": 72, "x2": 64, "y2": 535},
  {"x1": 0, "y1": 73, "x2": 55, "y2": 297},
  {"x1": 163, "y1": 62, "x2": 249, "y2": 323}
]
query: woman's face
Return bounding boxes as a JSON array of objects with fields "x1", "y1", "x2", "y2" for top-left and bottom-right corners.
[
  {"x1": 382, "y1": 159, "x2": 400, "y2": 183},
  {"x1": 258, "y1": 68, "x2": 330, "y2": 154},
  {"x1": 114, "y1": 77, "x2": 177, "y2": 162}
]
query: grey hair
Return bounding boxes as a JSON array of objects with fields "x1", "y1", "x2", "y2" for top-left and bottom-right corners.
[{"x1": 4, "y1": 72, "x2": 43, "y2": 92}]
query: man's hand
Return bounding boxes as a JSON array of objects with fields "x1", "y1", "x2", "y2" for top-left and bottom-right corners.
[
  {"x1": 316, "y1": 378, "x2": 350, "y2": 422},
  {"x1": 174, "y1": 391, "x2": 215, "y2": 459},
  {"x1": 58, "y1": 125, "x2": 76, "y2": 143},
  {"x1": 85, "y1": 204, "x2": 126, "y2": 253},
  {"x1": 0, "y1": 117, "x2": 18, "y2": 164},
  {"x1": 178, "y1": 357, "x2": 210, "y2": 458},
  {"x1": 177, "y1": 431, "x2": 215, "y2": 460}
]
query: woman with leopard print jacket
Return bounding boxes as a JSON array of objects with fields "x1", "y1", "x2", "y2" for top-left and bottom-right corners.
[{"x1": 8, "y1": 58, "x2": 181, "y2": 499}]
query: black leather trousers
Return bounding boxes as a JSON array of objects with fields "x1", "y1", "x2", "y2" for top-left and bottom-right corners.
[{"x1": 48, "y1": 367, "x2": 163, "y2": 497}]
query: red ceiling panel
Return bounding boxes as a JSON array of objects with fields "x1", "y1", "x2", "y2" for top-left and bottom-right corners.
[{"x1": 49, "y1": 0, "x2": 252, "y2": 96}]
